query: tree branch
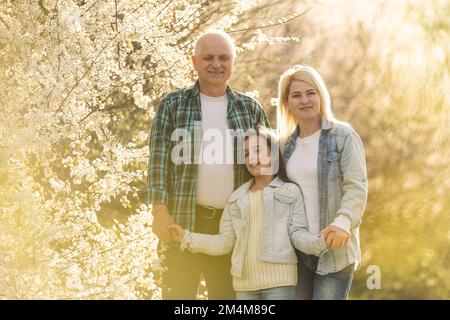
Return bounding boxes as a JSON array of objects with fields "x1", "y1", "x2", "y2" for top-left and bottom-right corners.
[{"x1": 228, "y1": 7, "x2": 312, "y2": 34}]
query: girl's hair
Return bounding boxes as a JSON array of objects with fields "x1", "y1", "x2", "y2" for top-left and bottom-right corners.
[
  {"x1": 277, "y1": 65, "x2": 337, "y2": 140},
  {"x1": 244, "y1": 126, "x2": 291, "y2": 183}
]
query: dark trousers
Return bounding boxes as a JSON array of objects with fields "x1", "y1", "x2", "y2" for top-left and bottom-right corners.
[
  {"x1": 296, "y1": 251, "x2": 354, "y2": 300},
  {"x1": 159, "y1": 207, "x2": 235, "y2": 300}
]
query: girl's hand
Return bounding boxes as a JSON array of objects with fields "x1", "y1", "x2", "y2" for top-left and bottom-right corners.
[{"x1": 168, "y1": 224, "x2": 184, "y2": 242}]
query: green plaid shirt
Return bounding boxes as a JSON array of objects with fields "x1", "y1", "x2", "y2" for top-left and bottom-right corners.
[{"x1": 146, "y1": 81, "x2": 269, "y2": 231}]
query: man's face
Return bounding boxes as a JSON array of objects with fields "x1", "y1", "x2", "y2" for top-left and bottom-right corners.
[{"x1": 192, "y1": 34, "x2": 235, "y2": 88}]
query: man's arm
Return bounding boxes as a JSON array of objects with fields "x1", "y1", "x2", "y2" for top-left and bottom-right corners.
[
  {"x1": 255, "y1": 100, "x2": 271, "y2": 129},
  {"x1": 147, "y1": 97, "x2": 175, "y2": 242}
]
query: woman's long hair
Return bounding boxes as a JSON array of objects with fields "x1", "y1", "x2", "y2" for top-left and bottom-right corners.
[{"x1": 277, "y1": 65, "x2": 337, "y2": 140}]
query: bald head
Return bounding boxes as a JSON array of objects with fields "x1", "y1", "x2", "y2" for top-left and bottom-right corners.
[
  {"x1": 194, "y1": 29, "x2": 236, "y2": 58},
  {"x1": 192, "y1": 30, "x2": 236, "y2": 95}
]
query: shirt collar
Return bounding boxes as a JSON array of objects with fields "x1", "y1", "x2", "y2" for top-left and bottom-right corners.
[
  {"x1": 288, "y1": 118, "x2": 333, "y2": 143},
  {"x1": 268, "y1": 177, "x2": 284, "y2": 188},
  {"x1": 190, "y1": 80, "x2": 240, "y2": 104},
  {"x1": 228, "y1": 176, "x2": 284, "y2": 202}
]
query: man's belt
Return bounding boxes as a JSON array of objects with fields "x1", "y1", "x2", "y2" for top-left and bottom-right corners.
[{"x1": 196, "y1": 205, "x2": 223, "y2": 220}]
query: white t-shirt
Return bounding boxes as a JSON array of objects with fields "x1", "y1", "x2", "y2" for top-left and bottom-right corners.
[
  {"x1": 286, "y1": 129, "x2": 351, "y2": 234},
  {"x1": 196, "y1": 93, "x2": 234, "y2": 209},
  {"x1": 286, "y1": 130, "x2": 322, "y2": 234}
]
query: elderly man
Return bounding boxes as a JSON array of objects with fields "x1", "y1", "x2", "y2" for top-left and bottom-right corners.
[{"x1": 146, "y1": 30, "x2": 269, "y2": 299}]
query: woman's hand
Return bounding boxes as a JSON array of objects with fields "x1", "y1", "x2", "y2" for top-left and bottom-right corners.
[
  {"x1": 168, "y1": 224, "x2": 184, "y2": 242},
  {"x1": 320, "y1": 225, "x2": 350, "y2": 249}
]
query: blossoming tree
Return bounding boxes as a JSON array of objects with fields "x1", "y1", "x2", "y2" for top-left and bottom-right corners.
[{"x1": 0, "y1": 0, "x2": 301, "y2": 299}]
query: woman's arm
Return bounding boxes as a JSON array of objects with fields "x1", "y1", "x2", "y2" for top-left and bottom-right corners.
[
  {"x1": 178, "y1": 203, "x2": 236, "y2": 256},
  {"x1": 289, "y1": 197, "x2": 328, "y2": 257},
  {"x1": 335, "y1": 130, "x2": 368, "y2": 230}
]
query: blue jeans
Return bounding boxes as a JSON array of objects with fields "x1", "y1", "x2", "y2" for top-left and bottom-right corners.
[
  {"x1": 236, "y1": 286, "x2": 297, "y2": 300},
  {"x1": 297, "y1": 252, "x2": 354, "y2": 300}
]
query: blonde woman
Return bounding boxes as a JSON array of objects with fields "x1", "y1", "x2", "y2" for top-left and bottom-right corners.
[{"x1": 278, "y1": 65, "x2": 368, "y2": 300}]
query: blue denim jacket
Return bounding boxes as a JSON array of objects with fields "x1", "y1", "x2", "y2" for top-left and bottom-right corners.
[
  {"x1": 180, "y1": 177, "x2": 327, "y2": 278},
  {"x1": 284, "y1": 119, "x2": 368, "y2": 275}
]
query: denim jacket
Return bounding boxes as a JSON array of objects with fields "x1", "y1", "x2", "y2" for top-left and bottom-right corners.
[
  {"x1": 284, "y1": 119, "x2": 368, "y2": 275},
  {"x1": 180, "y1": 177, "x2": 327, "y2": 278}
]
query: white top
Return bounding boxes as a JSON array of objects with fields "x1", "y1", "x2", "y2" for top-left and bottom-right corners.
[
  {"x1": 286, "y1": 130, "x2": 322, "y2": 234},
  {"x1": 286, "y1": 129, "x2": 351, "y2": 234},
  {"x1": 233, "y1": 190, "x2": 297, "y2": 291},
  {"x1": 196, "y1": 93, "x2": 234, "y2": 209}
]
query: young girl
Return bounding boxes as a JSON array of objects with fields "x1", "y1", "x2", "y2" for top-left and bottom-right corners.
[{"x1": 169, "y1": 128, "x2": 328, "y2": 300}]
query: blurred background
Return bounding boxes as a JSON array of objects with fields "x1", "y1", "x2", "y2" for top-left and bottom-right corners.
[{"x1": 0, "y1": 0, "x2": 448, "y2": 299}]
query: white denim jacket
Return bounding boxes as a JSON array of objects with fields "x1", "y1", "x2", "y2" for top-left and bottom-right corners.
[
  {"x1": 180, "y1": 177, "x2": 327, "y2": 278},
  {"x1": 284, "y1": 120, "x2": 368, "y2": 275}
]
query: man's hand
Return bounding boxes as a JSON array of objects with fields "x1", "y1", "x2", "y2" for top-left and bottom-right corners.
[
  {"x1": 152, "y1": 204, "x2": 175, "y2": 243},
  {"x1": 320, "y1": 225, "x2": 350, "y2": 250},
  {"x1": 168, "y1": 224, "x2": 184, "y2": 243}
]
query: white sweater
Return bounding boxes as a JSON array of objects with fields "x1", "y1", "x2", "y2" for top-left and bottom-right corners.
[{"x1": 233, "y1": 190, "x2": 297, "y2": 291}]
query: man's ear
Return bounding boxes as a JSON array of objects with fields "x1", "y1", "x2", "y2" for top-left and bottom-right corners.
[{"x1": 191, "y1": 55, "x2": 196, "y2": 67}]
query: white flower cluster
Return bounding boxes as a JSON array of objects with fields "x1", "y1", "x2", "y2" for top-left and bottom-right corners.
[{"x1": 0, "y1": 0, "x2": 286, "y2": 299}]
